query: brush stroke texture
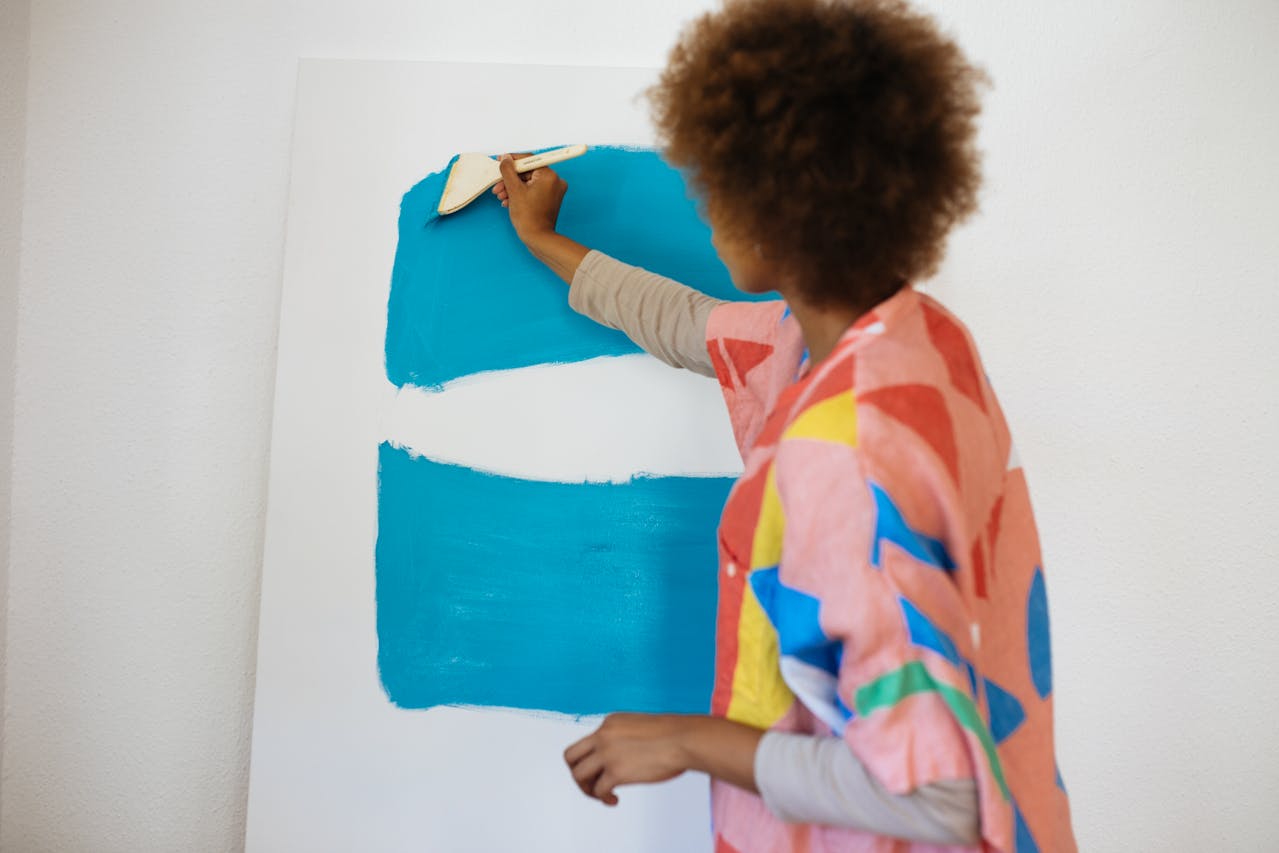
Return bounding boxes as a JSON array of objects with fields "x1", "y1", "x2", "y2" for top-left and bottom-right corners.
[
  {"x1": 376, "y1": 443, "x2": 728, "y2": 714},
  {"x1": 385, "y1": 146, "x2": 773, "y2": 389}
]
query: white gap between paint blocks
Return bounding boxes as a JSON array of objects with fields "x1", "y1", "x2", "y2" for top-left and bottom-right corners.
[{"x1": 385, "y1": 354, "x2": 744, "y2": 483}]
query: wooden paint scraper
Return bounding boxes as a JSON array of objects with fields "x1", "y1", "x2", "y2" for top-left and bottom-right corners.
[{"x1": 436, "y1": 145, "x2": 588, "y2": 216}]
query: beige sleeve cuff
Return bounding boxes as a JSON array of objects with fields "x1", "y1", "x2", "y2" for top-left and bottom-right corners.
[
  {"x1": 568, "y1": 249, "x2": 724, "y2": 377},
  {"x1": 754, "y1": 731, "x2": 980, "y2": 846}
]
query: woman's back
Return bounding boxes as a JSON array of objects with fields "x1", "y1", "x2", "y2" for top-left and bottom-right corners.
[{"x1": 708, "y1": 290, "x2": 1076, "y2": 852}]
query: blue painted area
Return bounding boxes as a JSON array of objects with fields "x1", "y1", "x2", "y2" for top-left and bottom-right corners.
[
  {"x1": 385, "y1": 146, "x2": 776, "y2": 389},
  {"x1": 1055, "y1": 763, "x2": 1067, "y2": 793},
  {"x1": 899, "y1": 597, "x2": 963, "y2": 669},
  {"x1": 1027, "y1": 566, "x2": 1053, "y2": 699},
  {"x1": 1013, "y1": 802, "x2": 1041, "y2": 853},
  {"x1": 375, "y1": 443, "x2": 730, "y2": 715},
  {"x1": 984, "y1": 676, "x2": 1027, "y2": 744},
  {"x1": 749, "y1": 566, "x2": 841, "y2": 675},
  {"x1": 868, "y1": 482, "x2": 956, "y2": 571}
]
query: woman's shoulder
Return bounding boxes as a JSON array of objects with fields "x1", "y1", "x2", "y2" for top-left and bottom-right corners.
[
  {"x1": 706, "y1": 300, "x2": 809, "y2": 455},
  {"x1": 705, "y1": 299, "x2": 793, "y2": 359}
]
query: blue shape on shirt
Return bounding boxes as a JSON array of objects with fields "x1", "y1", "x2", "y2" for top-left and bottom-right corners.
[
  {"x1": 748, "y1": 566, "x2": 841, "y2": 676},
  {"x1": 868, "y1": 482, "x2": 956, "y2": 571},
  {"x1": 965, "y1": 660, "x2": 980, "y2": 698},
  {"x1": 1027, "y1": 566, "x2": 1053, "y2": 699},
  {"x1": 1014, "y1": 802, "x2": 1041, "y2": 853},
  {"x1": 984, "y1": 676, "x2": 1027, "y2": 744},
  {"x1": 899, "y1": 596, "x2": 964, "y2": 669}
]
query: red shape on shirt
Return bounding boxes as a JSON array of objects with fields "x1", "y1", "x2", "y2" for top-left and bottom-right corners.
[
  {"x1": 859, "y1": 383, "x2": 961, "y2": 486},
  {"x1": 971, "y1": 538, "x2": 988, "y2": 599},
  {"x1": 752, "y1": 382, "x2": 808, "y2": 451},
  {"x1": 715, "y1": 836, "x2": 743, "y2": 853},
  {"x1": 710, "y1": 561, "x2": 746, "y2": 719},
  {"x1": 708, "y1": 339, "x2": 735, "y2": 388},
  {"x1": 969, "y1": 494, "x2": 1005, "y2": 599},
  {"x1": 711, "y1": 450, "x2": 776, "y2": 716},
  {"x1": 985, "y1": 494, "x2": 1004, "y2": 581},
  {"x1": 922, "y1": 301, "x2": 987, "y2": 414},
  {"x1": 722, "y1": 338, "x2": 774, "y2": 383}
]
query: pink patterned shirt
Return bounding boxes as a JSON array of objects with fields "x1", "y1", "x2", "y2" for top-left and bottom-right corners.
[{"x1": 706, "y1": 288, "x2": 1076, "y2": 853}]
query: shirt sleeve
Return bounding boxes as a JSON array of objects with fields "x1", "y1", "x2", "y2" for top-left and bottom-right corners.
[
  {"x1": 764, "y1": 431, "x2": 1007, "y2": 846},
  {"x1": 703, "y1": 299, "x2": 799, "y2": 458},
  {"x1": 567, "y1": 249, "x2": 723, "y2": 376},
  {"x1": 754, "y1": 731, "x2": 979, "y2": 845}
]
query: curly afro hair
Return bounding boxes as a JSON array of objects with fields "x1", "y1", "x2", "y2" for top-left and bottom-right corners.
[{"x1": 648, "y1": 0, "x2": 987, "y2": 308}]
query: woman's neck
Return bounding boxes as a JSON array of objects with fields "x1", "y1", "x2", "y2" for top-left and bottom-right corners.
[{"x1": 780, "y1": 287, "x2": 869, "y2": 369}]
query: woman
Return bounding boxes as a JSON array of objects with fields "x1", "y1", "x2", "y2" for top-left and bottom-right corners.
[{"x1": 494, "y1": 1, "x2": 1075, "y2": 850}]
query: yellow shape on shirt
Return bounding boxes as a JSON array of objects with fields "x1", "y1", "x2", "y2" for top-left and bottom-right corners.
[
  {"x1": 782, "y1": 391, "x2": 859, "y2": 447},
  {"x1": 728, "y1": 465, "x2": 795, "y2": 728},
  {"x1": 727, "y1": 572, "x2": 795, "y2": 729}
]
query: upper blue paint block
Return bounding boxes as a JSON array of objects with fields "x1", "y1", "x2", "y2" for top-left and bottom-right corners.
[{"x1": 384, "y1": 146, "x2": 773, "y2": 389}]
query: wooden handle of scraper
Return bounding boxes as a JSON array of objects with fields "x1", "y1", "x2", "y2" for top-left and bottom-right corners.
[{"x1": 512, "y1": 145, "x2": 588, "y2": 173}]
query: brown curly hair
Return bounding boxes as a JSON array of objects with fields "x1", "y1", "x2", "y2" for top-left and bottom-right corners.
[{"x1": 648, "y1": 0, "x2": 987, "y2": 308}]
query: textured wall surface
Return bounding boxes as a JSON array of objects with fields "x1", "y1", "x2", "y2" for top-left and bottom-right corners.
[
  {"x1": 2, "y1": 1, "x2": 1277, "y2": 851},
  {"x1": 0, "y1": 0, "x2": 32, "y2": 805}
]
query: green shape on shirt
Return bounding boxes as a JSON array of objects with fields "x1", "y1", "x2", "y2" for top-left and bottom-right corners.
[{"x1": 854, "y1": 660, "x2": 1010, "y2": 800}]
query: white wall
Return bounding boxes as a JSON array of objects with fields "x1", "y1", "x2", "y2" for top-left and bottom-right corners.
[
  {"x1": 931, "y1": 6, "x2": 1279, "y2": 850},
  {"x1": 2, "y1": 2, "x2": 1276, "y2": 852},
  {"x1": 0, "y1": 0, "x2": 33, "y2": 802}
]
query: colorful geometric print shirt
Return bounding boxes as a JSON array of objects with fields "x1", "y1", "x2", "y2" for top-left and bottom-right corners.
[{"x1": 705, "y1": 287, "x2": 1076, "y2": 853}]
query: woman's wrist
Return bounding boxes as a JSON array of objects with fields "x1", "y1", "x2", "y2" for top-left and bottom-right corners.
[
  {"x1": 519, "y1": 230, "x2": 592, "y2": 284},
  {"x1": 518, "y1": 226, "x2": 560, "y2": 252},
  {"x1": 674, "y1": 715, "x2": 766, "y2": 794}
]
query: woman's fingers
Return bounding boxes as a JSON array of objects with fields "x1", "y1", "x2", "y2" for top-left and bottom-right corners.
[
  {"x1": 566, "y1": 736, "x2": 615, "y2": 803},
  {"x1": 492, "y1": 151, "x2": 540, "y2": 203},
  {"x1": 508, "y1": 153, "x2": 535, "y2": 182},
  {"x1": 565, "y1": 734, "x2": 600, "y2": 799},
  {"x1": 563, "y1": 734, "x2": 594, "y2": 766},
  {"x1": 495, "y1": 151, "x2": 569, "y2": 240},
  {"x1": 568, "y1": 751, "x2": 605, "y2": 800},
  {"x1": 498, "y1": 155, "x2": 523, "y2": 196},
  {"x1": 593, "y1": 771, "x2": 620, "y2": 806}
]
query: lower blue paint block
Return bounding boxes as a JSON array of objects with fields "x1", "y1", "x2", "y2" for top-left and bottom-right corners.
[{"x1": 375, "y1": 443, "x2": 729, "y2": 716}]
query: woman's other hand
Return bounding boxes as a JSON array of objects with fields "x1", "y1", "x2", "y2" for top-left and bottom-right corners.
[
  {"x1": 564, "y1": 713, "x2": 765, "y2": 806},
  {"x1": 493, "y1": 152, "x2": 568, "y2": 243},
  {"x1": 563, "y1": 713, "x2": 692, "y2": 807}
]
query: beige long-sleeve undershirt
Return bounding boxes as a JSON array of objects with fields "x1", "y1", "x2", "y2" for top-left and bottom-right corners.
[{"x1": 568, "y1": 249, "x2": 723, "y2": 377}]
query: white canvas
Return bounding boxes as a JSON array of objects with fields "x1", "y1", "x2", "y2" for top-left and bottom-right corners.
[{"x1": 245, "y1": 60, "x2": 740, "y2": 852}]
